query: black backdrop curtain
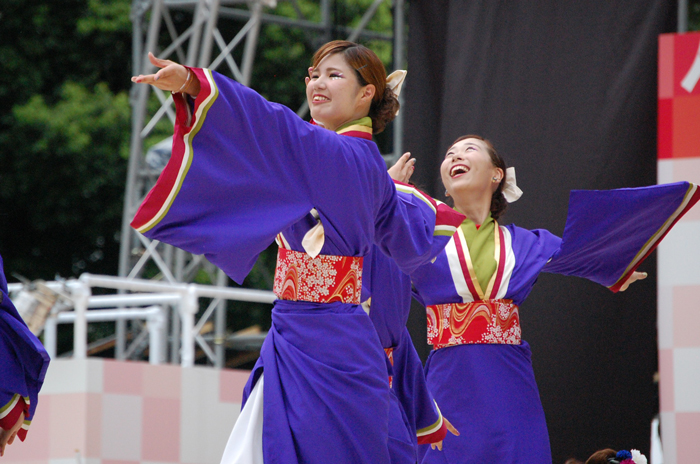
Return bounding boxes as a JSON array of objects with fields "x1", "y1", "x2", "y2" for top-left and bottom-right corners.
[{"x1": 403, "y1": 1, "x2": 676, "y2": 462}]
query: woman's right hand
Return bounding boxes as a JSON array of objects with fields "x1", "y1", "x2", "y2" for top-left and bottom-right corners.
[
  {"x1": 131, "y1": 52, "x2": 200, "y2": 97},
  {"x1": 430, "y1": 416, "x2": 460, "y2": 451},
  {"x1": 388, "y1": 152, "x2": 416, "y2": 183},
  {"x1": 618, "y1": 271, "x2": 648, "y2": 292}
]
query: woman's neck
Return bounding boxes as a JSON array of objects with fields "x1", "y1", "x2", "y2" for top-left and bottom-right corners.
[
  {"x1": 318, "y1": 116, "x2": 369, "y2": 133},
  {"x1": 451, "y1": 191, "x2": 492, "y2": 226}
]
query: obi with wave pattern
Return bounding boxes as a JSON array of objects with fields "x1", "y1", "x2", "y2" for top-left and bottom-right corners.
[{"x1": 426, "y1": 300, "x2": 521, "y2": 349}]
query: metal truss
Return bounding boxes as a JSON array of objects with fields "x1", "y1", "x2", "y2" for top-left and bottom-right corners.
[{"x1": 119, "y1": 0, "x2": 406, "y2": 367}]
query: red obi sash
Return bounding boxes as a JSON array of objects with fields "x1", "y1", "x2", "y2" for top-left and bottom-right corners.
[
  {"x1": 426, "y1": 299, "x2": 521, "y2": 349},
  {"x1": 273, "y1": 247, "x2": 363, "y2": 304}
]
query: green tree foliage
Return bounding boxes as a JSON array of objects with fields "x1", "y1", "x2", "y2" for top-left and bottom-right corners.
[
  {"x1": 0, "y1": 0, "x2": 132, "y2": 105},
  {"x1": 0, "y1": 0, "x2": 133, "y2": 278},
  {"x1": 1, "y1": 82, "x2": 130, "y2": 278},
  {"x1": 691, "y1": 0, "x2": 700, "y2": 31}
]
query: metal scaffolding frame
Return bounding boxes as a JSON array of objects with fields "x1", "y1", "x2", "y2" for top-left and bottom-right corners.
[
  {"x1": 118, "y1": 0, "x2": 406, "y2": 367},
  {"x1": 8, "y1": 275, "x2": 275, "y2": 368},
  {"x1": 679, "y1": 0, "x2": 689, "y2": 33}
]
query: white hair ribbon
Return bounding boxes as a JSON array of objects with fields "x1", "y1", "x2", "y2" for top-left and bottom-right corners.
[
  {"x1": 502, "y1": 167, "x2": 523, "y2": 203},
  {"x1": 386, "y1": 70, "x2": 407, "y2": 115},
  {"x1": 386, "y1": 70, "x2": 407, "y2": 98}
]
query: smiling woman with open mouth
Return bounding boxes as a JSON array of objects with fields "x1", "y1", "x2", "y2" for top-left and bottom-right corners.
[{"x1": 385, "y1": 135, "x2": 698, "y2": 464}]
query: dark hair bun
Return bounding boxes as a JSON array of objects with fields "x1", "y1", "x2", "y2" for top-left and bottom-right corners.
[{"x1": 370, "y1": 88, "x2": 400, "y2": 134}]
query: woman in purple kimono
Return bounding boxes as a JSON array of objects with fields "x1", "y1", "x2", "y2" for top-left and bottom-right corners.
[
  {"x1": 0, "y1": 254, "x2": 50, "y2": 457},
  {"x1": 391, "y1": 135, "x2": 699, "y2": 464},
  {"x1": 130, "y1": 41, "x2": 464, "y2": 464}
]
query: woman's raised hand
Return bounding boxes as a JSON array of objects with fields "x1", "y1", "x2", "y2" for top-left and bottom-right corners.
[
  {"x1": 131, "y1": 52, "x2": 200, "y2": 96},
  {"x1": 388, "y1": 152, "x2": 416, "y2": 183}
]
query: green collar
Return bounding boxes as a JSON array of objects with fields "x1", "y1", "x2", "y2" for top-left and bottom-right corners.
[
  {"x1": 335, "y1": 117, "x2": 373, "y2": 140},
  {"x1": 336, "y1": 117, "x2": 372, "y2": 132},
  {"x1": 460, "y1": 213, "x2": 497, "y2": 295}
]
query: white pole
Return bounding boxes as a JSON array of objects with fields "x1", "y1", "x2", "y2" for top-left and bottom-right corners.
[
  {"x1": 88, "y1": 293, "x2": 181, "y2": 308},
  {"x1": 71, "y1": 281, "x2": 91, "y2": 359},
  {"x1": 79, "y1": 273, "x2": 275, "y2": 302},
  {"x1": 215, "y1": 269, "x2": 228, "y2": 368},
  {"x1": 181, "y1": 285, "x2": 198, "y2": 367},
  {"x1": 44, "y1": 315, "x2": 58, "y2": 360},
  {"x1": 56, "y1": 306, "x2": 163, "y2": 323},
  {"x1": 148, "y1": 306, "x2": 167, "y2": 364},
  {"x1": 679, "y1": 0, "x2": 688, "y2": 33}
]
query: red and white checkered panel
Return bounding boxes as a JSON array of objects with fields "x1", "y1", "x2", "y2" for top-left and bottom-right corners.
[
  {"x1": 657, "y1": 31, "x2": 700, "y2": 464},
  {"x1": 1, "y1": 359, "x2": 250, "y2": 464}
]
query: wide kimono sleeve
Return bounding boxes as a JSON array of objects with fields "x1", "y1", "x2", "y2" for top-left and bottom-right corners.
[
  {"x1": 364, "y1": 247, "x2": 447, "y2": 444},
  {"x1": 391, "y1": 330, "x2": 447, "y2": 445},
  {"x1": 374, "y1": 180, "x2": 465, "y2": 276},
  {"x1": 131, "y1": 69, "x2": 374, "y2": 283},
  {"x1": 544, "y1": 182, "x2": 700, "y2": 291},
  {"x1": 0, "y1": 258, "x2": 50, "y2": 441}
]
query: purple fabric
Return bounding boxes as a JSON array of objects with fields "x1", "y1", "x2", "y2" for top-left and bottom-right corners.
[
  {"x1": 0, "y1": 256, "x2": 50, "y2": 424},
  {"x1": 387, "y1": 388, "x2": 416, "y2": 464},
  {"x1": 421, "y1": 343, "x2": 551, "y2": 464},
  {"x1": 391, "y1": 329, "x2": 441, "y2": 436},
  {"x1": 364, "y1": 246, "x2": 443, "y2": 460},
  {"x1": 363, "y1": 246, "x2": 414, "y2": 347},
  {"x1": 545, "y1": 182, "x2": 694, "y2": 286},
  {"x1": 411, "y1": 225, "x2": 561, "y2": 307},
  {"x1": 246, "y1": 301, "x2": 392, "y2": 464},
  {"x1": 0, "y1": 255, "x2": 7, "y2": 294}
]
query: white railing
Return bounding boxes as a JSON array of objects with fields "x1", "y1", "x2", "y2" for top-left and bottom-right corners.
[{"x1": 8, "y1": 274, "x2": 275, "y2": 367}]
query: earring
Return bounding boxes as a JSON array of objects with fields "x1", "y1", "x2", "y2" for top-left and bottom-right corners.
[
  {"x1": 445, "y1": 190, "x2": 450, "y2": 197},
  {"x1": 492, "y1": 177, "x2": 500, "y2": 183}
]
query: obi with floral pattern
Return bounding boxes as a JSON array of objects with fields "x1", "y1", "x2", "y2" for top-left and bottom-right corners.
[{"x1": 273, "y1": 247, "x2": 363, "y2": 304}]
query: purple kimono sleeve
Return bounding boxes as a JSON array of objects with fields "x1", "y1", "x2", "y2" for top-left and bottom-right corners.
[
  {"x1": 364, "y1": 248, "x2": 446, "y2": 444},
  {"x1": 365, "y1": 245, "x2": 413, "y2": 347},
  {"x1": 0, "y1": 258, "x2": 50, "y2": 441},
  {"x1": 375, "y1": 181, "x2": 465, "y2": 276},
  {"x1": 131, "y1": 69, "x2": 359, "y2": 283},
  {"x1": 544, "y1": 182, "x2": 700, "y2": 291},
  {"x1": 392, "y1": 329, "x2": 446, "y2": 445}
]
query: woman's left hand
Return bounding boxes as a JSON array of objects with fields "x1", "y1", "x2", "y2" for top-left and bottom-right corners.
[
  {"x1": 619, "y1": 271, "x2": 648, "y2": 292},
  {"x1": 388, "y1": 152, "x2": 416, "y2": 183}
]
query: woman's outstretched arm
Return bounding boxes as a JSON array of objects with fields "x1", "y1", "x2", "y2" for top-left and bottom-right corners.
[{"x1": 131, "y1": 52, "x2": 201, "y2": 97}]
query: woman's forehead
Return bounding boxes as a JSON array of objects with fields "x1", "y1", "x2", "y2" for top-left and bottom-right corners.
[
  {"x1": 314, "y1": 53, "x2": 349, "y2": 71},
  {"x1": 448, "y1": 138, "x2": 486, "y2": 152}
]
